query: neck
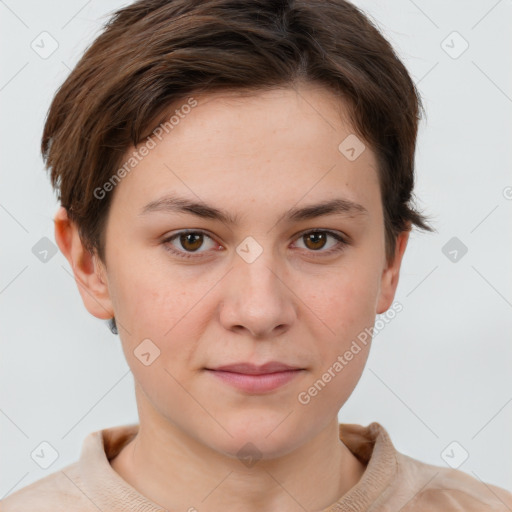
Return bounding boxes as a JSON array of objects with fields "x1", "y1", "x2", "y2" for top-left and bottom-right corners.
[{"x1": 110, "y1": 393, "x2": 366, "y2": 511}]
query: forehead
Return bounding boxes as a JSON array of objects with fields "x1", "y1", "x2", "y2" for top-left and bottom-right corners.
[{"x1": 111, "y1": 85, "x2": 381, "y2": 223}]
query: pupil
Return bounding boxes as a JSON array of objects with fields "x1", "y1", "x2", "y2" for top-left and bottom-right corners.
[
  {"x1": 182, "y1": 233, "x2": 202, "y2": 251},
  {"x1": 306, "y1": 233, "x2": 325, "y2": 250}
]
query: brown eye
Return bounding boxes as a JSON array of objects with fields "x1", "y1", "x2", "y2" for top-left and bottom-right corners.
[
  {"x1": 303, "y1": 232, "x2": 328, "y2": 251},
  {"x1": 162, "y1": 229, "x2": 348, "y2": 261},
  {"x1": 178, "y1": 232, "x2": 204, "y2": 252},
  {"x1": 294, "y1": 230, "x2": 348, "y2": 256},
  {"x1": 162, "y1": 230, "x2": 217, "y2": 259}
]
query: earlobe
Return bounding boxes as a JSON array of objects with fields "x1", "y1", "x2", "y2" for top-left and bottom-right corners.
[
  {"x1": 54, "y1": 206, "x2": 114, "y2": 321},
  {"x1": 375, "y1": 228, "x2": 410, "y2": 315}
]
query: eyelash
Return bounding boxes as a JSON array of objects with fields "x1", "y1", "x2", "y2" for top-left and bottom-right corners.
[{"x1": 161, "y1": 229, "x2": 349, "y2": 260}]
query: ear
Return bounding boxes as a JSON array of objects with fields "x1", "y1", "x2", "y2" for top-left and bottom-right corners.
[
  {"x1": 54, "y1": 206, "x2": 114, "y2": 320},
  {"x1": 376, "y1": 226, "x2": 411, "y2": 315}
]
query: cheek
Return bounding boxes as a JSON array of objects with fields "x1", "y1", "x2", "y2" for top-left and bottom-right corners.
[
  {"x1": 109, "y1": 253, "x2": 192, "y2": 333},
  {"x1": 110, "y1": 264, "x2": 212, "y2": 378},
  {"x1": 113, "y1": 275, "x2": 201, "y2": 412},
  {"x1": 302, "y1": 267, "x2": 380, "y2": 345},
  {"x1": 297, "y1": 284, "x2": 375, "y2": 413}
]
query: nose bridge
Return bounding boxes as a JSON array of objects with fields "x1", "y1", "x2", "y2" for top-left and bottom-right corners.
[
  {"x1": 233, "y1": 240, "x2": 283, "y2": 306},
  {"x1": 220, "y1": 239, "x2": 295, "y2": 337}
]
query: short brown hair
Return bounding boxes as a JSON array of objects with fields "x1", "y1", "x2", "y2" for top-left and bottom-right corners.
[{"x1": 42, "y1": 0, "x2": 435, "y2": 311}]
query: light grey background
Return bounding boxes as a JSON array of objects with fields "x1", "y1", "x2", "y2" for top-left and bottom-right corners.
[{"x1": 1, "y1": 0, "x2": 511, "y2": 498}]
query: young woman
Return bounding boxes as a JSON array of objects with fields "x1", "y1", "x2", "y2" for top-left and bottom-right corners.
[{"x1": 3, "y1": 1, "x2": 511, "y2": 510}]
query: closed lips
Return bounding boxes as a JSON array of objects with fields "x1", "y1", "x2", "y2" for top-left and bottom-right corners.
[{"x1": 206, "y1": 362, "x2": 304, "y2": 374}]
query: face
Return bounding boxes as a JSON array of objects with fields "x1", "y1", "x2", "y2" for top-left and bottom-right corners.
[{"x1": 65, "y1": 84, "x2": 408, "y2": 459}]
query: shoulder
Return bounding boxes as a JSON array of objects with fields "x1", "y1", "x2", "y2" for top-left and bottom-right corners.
[
  {"x1": 396, "y1": 452, "x2": 512, "y2": 511},
  {"x1": 0, "y1": 462, "x2": 93, "y2": 512},
  {"x1": 339, "y1": 421, "x2": 512, "y2": 511}
]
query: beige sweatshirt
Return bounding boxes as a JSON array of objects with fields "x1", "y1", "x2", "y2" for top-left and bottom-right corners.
[{"x1": 2, "y1": 421, "x2": 511, "y2": 511}]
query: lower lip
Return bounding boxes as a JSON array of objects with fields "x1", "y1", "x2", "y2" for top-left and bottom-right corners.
[{"x1": 206, "y1": 369, "x2": 303, "y2": 393}]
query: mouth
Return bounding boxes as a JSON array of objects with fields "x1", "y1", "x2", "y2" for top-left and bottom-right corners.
[{"x1": 204, "y1": 362, "x2": 306, "y2": 393}]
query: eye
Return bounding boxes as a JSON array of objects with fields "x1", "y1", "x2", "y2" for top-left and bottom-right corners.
[
  {"x1": 292, "y1": 229, "x2": 348, "y2": 255},
  {"x1": 162, "y1": 230, "x2": 218, "y2": 259},
  {"x1": 162, "y1": 229, "x2": 349, "y2": 259}
]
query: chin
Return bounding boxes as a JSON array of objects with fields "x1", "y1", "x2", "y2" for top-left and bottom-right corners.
[{"x1": 206, "y1": 414, "x2": 306, "y2": 461}]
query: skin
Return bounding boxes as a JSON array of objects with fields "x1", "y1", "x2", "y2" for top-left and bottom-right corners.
[{"x1": 54, "y1": 83, "x2": 410, "y2": 512}]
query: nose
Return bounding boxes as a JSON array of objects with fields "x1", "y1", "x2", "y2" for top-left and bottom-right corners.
[{"x1": 218, "y1": 255, "x2": 297, "y2": 339}]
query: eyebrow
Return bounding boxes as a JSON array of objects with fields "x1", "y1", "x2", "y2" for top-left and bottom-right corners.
[{"x1": 139, "y1": 194, "x2": 369, "y2": 224}]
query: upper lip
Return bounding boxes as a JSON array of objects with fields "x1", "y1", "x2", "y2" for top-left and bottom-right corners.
[{"x1": 207, "y1": 362, "x2": 303, "y2": 374}]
